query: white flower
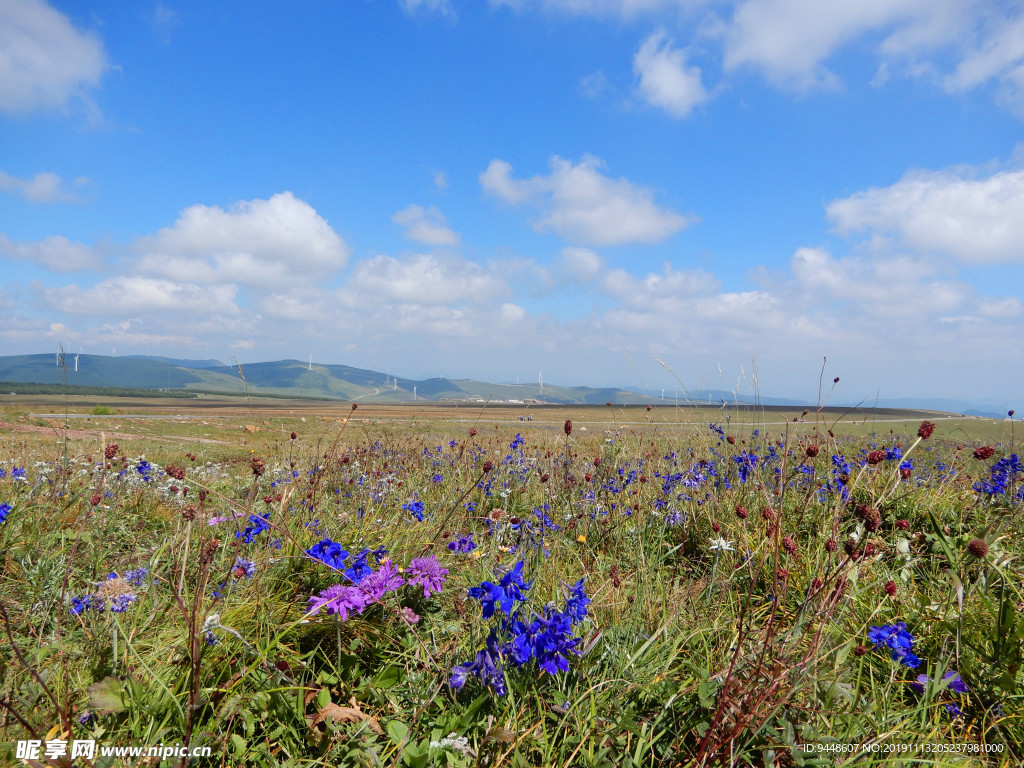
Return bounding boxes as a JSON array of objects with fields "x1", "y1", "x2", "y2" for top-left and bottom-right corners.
[{"x1": 709, "y1": 537, "x2": 734, "y2": 552}]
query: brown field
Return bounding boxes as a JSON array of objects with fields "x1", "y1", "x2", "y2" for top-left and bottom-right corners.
[{"x1": 0, "y1": 393, "x2": 1013, "y2": 467}]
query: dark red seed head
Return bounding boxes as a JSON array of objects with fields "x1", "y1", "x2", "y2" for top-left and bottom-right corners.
[
  {"x1": 711, "y1": 522, "x2": 721, "y2": 533},
  {"x1": 805, "y1": 444, "x2": 819, "y2": 458},
  {"x1": 825, "y1": 537, "x2": 837, "y2": 553},
  {"x1": 896, "y1": 519, "x2": 910, "y2": 530},
  {"x1": 735, "y1": 505, "x2": 749, "y2": 519},
  {"x1": 967, "y1": 538, "x2": 989, "y2": 558},
  {"x1": 482, "y1": 461, "x2": 493, "y2": 473},
  {"x1": 917, "y1": 421, "x2": 935, "y2": 439},
  {"x1": 564, "y1": 419, "x2": 573, "y2": 436},
  {"x1": 782, "y1": 536, "x2": 797, "y2": 554},
  {"x1": 853, "y1": 644, "x2": 868, "y2": 656},
  {"x1": 867, "y1": 450, "x2": 887, "y2": 466},
  {"x1": 973, "y1": 446, "x2": 995, "y2": 460},
  {"x1": 884, "y1": 580, "x2": 897, "y2": 596}
]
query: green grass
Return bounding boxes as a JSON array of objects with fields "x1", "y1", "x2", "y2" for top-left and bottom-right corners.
[{"x1": 0, "y1": 408, "x2": 1021, "y2": 767}]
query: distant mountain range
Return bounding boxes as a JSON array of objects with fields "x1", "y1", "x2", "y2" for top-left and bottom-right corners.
[{"x1": 0, "y1": 353, "x2": 1009, "y2": 416}]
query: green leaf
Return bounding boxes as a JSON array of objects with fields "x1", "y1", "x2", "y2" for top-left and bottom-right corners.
[
  {"x1": 374, "y1": 665, "x2": 402, "y2": 690},
  {"x1": 316, "y1": 687, "x2": 331, "y2": 710},
  {"x1": 229, "y1": 733, "x2": 246, "y2": 755},
  {"x1": 87, "y1": 677, "x2": 126, "y2": 715},
  {"x1": 388, "y1": 719, "x2": 409, "y2": 746}
]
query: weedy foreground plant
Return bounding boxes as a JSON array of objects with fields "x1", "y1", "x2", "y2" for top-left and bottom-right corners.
[{"x1": 0, "y1": 406, "x2": 1022, "y2": 767}]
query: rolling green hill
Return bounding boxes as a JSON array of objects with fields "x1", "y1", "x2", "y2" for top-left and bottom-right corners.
[{"x1": 0, "y1": 353, "x2": 668, "y2": 405}]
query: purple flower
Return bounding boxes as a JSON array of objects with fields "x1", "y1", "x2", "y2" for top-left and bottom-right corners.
[
  {"x1": 124, "y1": 568, "x2": 149, "y2": 586},
  {"x1": 944, "y1": 670, "x2": 969, "y2": 694},
  {"x1": 910, "y1": 674, "x2": 929, "y2": 694},
  {"x1": 359, "y1": 560, "x2": 405, "y2": 601},
  {"x1": 308, "y1": 584, "x2": 369, "y2": 620},
  {"x1": 406, "y1": 555, "x2": 448, "y2": 598},
  {"x1": 0, "y1": 503, "x2": 11, "y2": 524},
  {"x1": 399, "y1": 606, "x2": 420, "y2": 625},
  {"x1": 232, "y1": 558, "x2": 256, "y2": 579},
  {"x1": 911, "y1": 670, "x2": 969, "y2": 695},
  {"x1": 109, "y1": 594, "x2": 137, "y2": 613},
  {"x1": 448, "y1": 533, "x2": 477, "y2": 553}
]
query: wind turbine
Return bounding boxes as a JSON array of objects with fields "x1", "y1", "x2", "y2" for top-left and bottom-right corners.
[
  {"x1": 538, "y1": 371, "x2": 543, "y2": 395},
  {"x1": 308, "y1": 355, "x2": 313, "y2": 371},
  {"x1": 74, "y1": 353, "x2": 80, "y2": 372}
]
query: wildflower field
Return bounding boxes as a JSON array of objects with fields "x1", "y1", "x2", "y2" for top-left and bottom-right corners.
[{"x1": 0, "y1": 401, "x2": 1022, "y2": 767}]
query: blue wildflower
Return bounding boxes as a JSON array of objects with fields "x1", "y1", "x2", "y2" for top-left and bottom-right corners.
[
  {"x1": 124, "y1": 568, "x2": 149, "y2": 586},
  {"x1": 402, "y1": 500, "x2": 426, "y2": 521},
  {"x1": 237, "y1": 511, "x2": 271, "y2": 543},
  {"x1": 448, "y1": 533, "x2": 477, "y2": 553},
  {"x1": 467, "y1": 561, "x2": 532, "y2": 618},
  {"x1": 306, "y1": 538, "x2": 349, "y2": 570},
  {"x1": 0, "y1": 503, "x2": 10, "y2": 524},
  {"x1": 563, "y1": 579, "x2": 590, "y2": 624},
  {"x1": 232, "y1": 557, "x2": 256, "y2": 579}
]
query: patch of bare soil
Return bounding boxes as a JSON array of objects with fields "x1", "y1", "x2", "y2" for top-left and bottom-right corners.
[{"x1": 0, "y1": 421, "x2": 231, "y2": 445}]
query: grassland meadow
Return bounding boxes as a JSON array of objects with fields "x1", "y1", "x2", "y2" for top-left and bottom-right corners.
[{"x1": 0, "y1": 406, "x2": 1022, "y2": 767}]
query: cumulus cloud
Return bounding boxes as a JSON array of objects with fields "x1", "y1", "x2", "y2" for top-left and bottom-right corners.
[
  {"x1": 0, "y1": 169, "x2": 82, "y2": 202},
  {"x1": 789, "y1": 247, "x2": 969, "y2": 316},
  {"x1": 480, "y1": 155, "x2": 693, "y2": 246},
  {"x1": 558, "y1": 246, "x2": 604, "y2": 282},
  {"x1": 722, "y1": 0, "x2": 966, "y2": 89},
  {"x1": 826, "y1": 166, "x2": 1024, "y2": 264},
  {"x1": 346, "y1": 253, "x2": 507, "y2": 305},
  {"x1": 391, "y1": 204, "x2": 461, "y2": 246},
  {"x1": 491, "y1": 0, "x2": 689, "y2": 17},
  {"x1": 44, "y1": 277, "x2": 240, "y2": 316},
  {"x1": 136, "y1": 191, "x2": 350, "y2": 286},
  {"x1": 633, "y1": 30, "x2": 707, "y2": 117},
  {"x1": 0, "y1": 233, "x2": 98, "y2": 271},
  {"x1": 0, "y1": 0, "x2": 106, "y2": 113}
]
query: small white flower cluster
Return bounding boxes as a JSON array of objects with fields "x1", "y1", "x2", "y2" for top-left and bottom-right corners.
[{"x1": 429, "y1": 733, "x2": 472, "y2": 756}]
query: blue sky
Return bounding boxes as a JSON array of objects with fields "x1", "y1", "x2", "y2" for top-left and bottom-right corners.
[{"x1": 1, "y1": 0, "x2": 1023, "y2": 403}]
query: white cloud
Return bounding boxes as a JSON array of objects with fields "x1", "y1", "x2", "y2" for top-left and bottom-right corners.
[
  {"x1": 0, "y1": 0, "x2": 106, "y2": 113},
  {"x1": 579, "y1": 70, "x2": 611, "y2": 100},
  {"x1": 44, "y1": 277, "x2": 240, "y2": 316},
  {"x1": 558, "y1": 246, "x2": 604, "y2": 282},
  {"x1": 480, "y1": 154, "x2": 693, "y2": 246},
  {"x1": 433, "y1": 170, "x2": 448, "y2": 190},
  {"x1": 391, "y1": 204, "x2": 461, "y2": 246},
  {"x1": 0, "y1": 233, "x2": 98, "y2": 270},
  {"x1": 401, "y1": 0, "x2": 455, "y2": 17},
  {"x1": 136, "y1": 191, "x2": 350, "y2": 286},
  {"x1": 826, "y1": 166, "x2": 1024, "y2": 264},
  {"x1": 490, "y1": 0, "x2": 693, "y2": 17},
  {"x1": 789, "y1": 247, "x2": 969, "y2": 316},
  {"x1": 500, "y1": 303, "x2": 526, "y2": 322},
  {"x1": 721, "y1": 0, "x2": 966, "y2": 89},
  {"x1": 0, "y1": 169, "x2": 81, "y2": 202},
  {"x1": 633, "y1": 30, "x2": 707, "y2": 117},
  {"x1": 346, "y1": 253, "x2": 507, "y2": 305}
]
